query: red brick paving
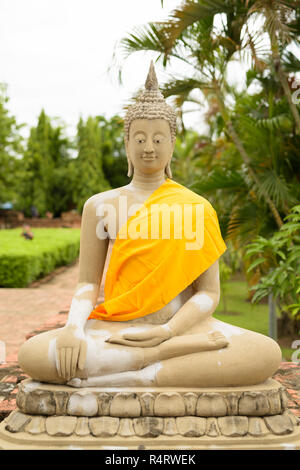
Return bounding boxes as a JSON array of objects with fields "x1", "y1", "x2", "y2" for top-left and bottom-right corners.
[
  {"x1": 0, "y1": 262, "x2": 80, "y2": 421},
  {"x1": 0, "y1": 261, "x2": 79, "y2": 361}
]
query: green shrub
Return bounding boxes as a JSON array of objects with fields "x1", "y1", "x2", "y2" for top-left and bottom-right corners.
[{"x1": 0, "y1": 228, "x2": 81, "y2": 287}]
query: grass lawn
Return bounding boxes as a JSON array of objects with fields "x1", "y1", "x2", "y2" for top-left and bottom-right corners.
[
  {"x1": 0, "y1": 228, "x2": 81, "y2": 287},
  {"x1": 215, "y1": 280, "x2": 294, "y2": 361}
]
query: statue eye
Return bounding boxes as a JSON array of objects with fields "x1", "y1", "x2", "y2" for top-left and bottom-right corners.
[
  {"x1": 136, "y1": 138, "x2": 145, "y2": 144},
  {"x1": 153, "y1": 136, "x2": 164, "y2": 144}
]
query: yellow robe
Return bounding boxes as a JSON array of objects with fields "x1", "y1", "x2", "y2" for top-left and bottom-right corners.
[{"x1": 89, "y1": 178, "x2": 226, "y2": 322}]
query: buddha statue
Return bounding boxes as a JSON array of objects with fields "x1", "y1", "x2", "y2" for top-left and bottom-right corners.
[{"x1": 18, "y1": 62, "x2": 282, "y2": 389}]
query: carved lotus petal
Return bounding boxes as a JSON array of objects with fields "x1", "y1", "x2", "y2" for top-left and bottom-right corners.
[
  {"x1": 67, "y1": 391, "x2": 98, "y2": 417},
  {"x1": 133, "y1": 417, "x2": 164, "y2": 437},
  {"x1": 118, "y1": 418, "x2": 135, "y2": 437},
  {"x1": 183, "y1": 392, "x2": 198, "y2": 415},
  {"x1": 89, "y1": 417, "x2": 119, "y2": 437},
  {"x1": 264, "y1": 414, "x2": 294, "y2": 435},
  {"x1": 110, "y1": 392, "x2": 141, "y2": 417},
  {"x1": 154, "y1": 392, "x2": 185, "y2": 416},
  {"x1": 238, "y1": 392, "x2": 270, "y2": 416},
  {"x1": 97, "y1": 392, "x2": 112, "y2": 416},
  {"x1": 163, "y1": 417, "x2": 177, "y2": 436},
  {"x1": 196, "y1": 393, "x2": 227, "y2": 417},
  {"x1": 25, "y1": 390, "x2": 56, "y2": 416},
  {"x1": 176, "y1": 417, "x2": 206, "y2": 437},
  {"x1": 218, "y1": 416, "x2": 249, "y2": 437},
  {"x1": 140, "y1": 392, "x2": 155, "y2": 416},
  {"x1": 46, "y1": 416, "x2": 77, "y2": 437}
]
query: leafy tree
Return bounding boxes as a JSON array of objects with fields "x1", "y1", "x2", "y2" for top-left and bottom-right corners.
[
  {"x1": 19, "y1": 110, "x2": 74, "y2": 217},
  {"x1": 72, "y1": 116, "x2": 111, "y2": 213},
  {"x1": 0, "y1": 84, "x2": 24, "y2": 204},
  {"x1": 97, "y1": 115, "x2": 130, "y2": 188},
  {"x1": 171, "y1": 130, "x2": 204, "y2": 186},
  {"x1": 245, "y1": 205, "x2": 300, "y2": 337}
]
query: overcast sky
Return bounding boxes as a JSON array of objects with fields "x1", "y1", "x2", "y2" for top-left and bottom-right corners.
[{"x1": 1, "y1": 0, "x2": 205, "y2": 139}]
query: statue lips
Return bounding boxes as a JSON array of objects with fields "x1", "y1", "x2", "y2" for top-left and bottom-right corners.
[{"x1": 142, "y1": 154, "x2": 157, "y2": 161}]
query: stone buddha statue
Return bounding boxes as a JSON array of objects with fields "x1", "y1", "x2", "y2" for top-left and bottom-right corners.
[{"x1": 18, "y1": 62, "x2": 282, "y2": 390}]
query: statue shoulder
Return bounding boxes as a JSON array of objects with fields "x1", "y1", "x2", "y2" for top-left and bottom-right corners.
[{"x1": 82, "y1": 187, "x2": 125, "y2": 215}]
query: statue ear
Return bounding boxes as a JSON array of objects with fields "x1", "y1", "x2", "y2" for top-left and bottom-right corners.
[
  {"x1": 127, "y1": 157, "x2": 134, "y2": 178},
  {"x1": 165, "y1": 138, "x2": 175, "y2": 178},
  {"x1": 165, "y1": 160, "x2": 172, "y2": 178},
  {"x1": 124, "y1": 138, "x2": 133, "y2": 178}
]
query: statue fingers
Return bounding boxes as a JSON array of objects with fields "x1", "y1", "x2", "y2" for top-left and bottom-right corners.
[
  {"x1": 59, "y1": 348, "x2": 66, "y2": 378},
  {"x1": 106, "y1": 335, "x2": 124, "y2": 345},
  {"x1": 65, "y1": 347, "x2": 72, "y2": 380},
  {"x1": 108, "y1": 337, "x2": 160, "y2": 347},
  {"x1": 136, "y1": 337, "x2": 164, "y2": 347},
  {"x1": 123, "y1": 331, "x2": 151, "y2": 341},
  {"x1": 78, "y1": 340, "x2": 87, "y2": 370},
  {"x1": 56, "y1": 348, "x2": 62, "y2": 377},
  {"x1": 71, "y1": 346, "x2": 79, "y2": 377}
]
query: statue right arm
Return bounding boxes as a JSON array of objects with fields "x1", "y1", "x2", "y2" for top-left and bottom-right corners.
[
  {"x1": 56, "y1": 197, "x2": 109, "y2": 379},
  {"x1": 66, "y1": 196, "x2": 109, "y2": 328}
]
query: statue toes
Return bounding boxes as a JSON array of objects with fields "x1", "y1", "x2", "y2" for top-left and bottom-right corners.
[
  {"x1": 67, "y1": 377, "x2": 82, "y2": 388},
  {"x1": 209, "y1": 331, "x2": 229, "y2": 348}
]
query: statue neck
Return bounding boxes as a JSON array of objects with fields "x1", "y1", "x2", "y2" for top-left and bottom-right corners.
[{"x1": 129, "y1": 170, "x2": 167, "y2": 192}]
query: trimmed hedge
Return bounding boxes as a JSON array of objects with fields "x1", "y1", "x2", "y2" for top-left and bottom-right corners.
[{"x1": 0, "y1": 228, "x2": 81, "y2": 287}]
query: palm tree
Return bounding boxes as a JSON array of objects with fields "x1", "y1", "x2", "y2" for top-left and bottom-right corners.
[
  {"x1": 172, "y1": 130, "x2": 205, "y2": 185},
  {"x1": 247, "y1": 0, "x2": 300, "y2": 135}
]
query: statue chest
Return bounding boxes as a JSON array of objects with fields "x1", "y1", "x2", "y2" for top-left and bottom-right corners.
[{"x1": 103, "y1": 192, "x2": 153, "y2": 242}]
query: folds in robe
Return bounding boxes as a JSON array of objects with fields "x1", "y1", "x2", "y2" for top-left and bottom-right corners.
[{"x1": 89, "y1": 178, "x2": 227, "y2": 322}]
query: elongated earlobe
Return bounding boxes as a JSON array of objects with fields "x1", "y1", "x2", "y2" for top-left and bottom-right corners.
[
  {"x1": 127, "y1": 158, "x2": 134, "y2": 178},
  {"x1": 124, "y1": 138, "x2": 133, "y2": 178},
  {"x1": 165, "y1": 161, "x2": 172, "y2": 178}
]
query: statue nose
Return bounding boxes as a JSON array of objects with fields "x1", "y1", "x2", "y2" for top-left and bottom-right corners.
[{"x1": 144, "y1": 139, "x2": 154, "y2": 153}]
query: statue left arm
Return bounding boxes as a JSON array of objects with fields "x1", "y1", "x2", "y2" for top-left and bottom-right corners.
[{"x1": 107, "y1": 259, "x2": 220, "y2": 347}]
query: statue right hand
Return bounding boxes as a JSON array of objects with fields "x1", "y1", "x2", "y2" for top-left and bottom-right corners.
[{"x1": 56, "y1": 325, "x2": 87, "y2": 380}]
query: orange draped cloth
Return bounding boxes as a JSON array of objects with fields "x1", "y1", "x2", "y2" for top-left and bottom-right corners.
[{"x1": 89, "y1": 178, "x2": 226, "y2": 322}]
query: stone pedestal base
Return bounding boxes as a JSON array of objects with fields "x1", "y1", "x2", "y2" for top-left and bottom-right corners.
[{"x1": 0, "y1": 378, "x2": 299, "y2": 450}]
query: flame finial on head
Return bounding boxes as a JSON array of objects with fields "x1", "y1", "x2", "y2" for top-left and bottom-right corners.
[
  {"x1": 145, "y1": 60, "x2": 159, "y2": 90},
  {"x1": 124, "y1": 61, "x2": 177, "y2": 141}
]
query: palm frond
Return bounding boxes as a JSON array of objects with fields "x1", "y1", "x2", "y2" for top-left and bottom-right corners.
[
  {"x1": 120, "y1": 23, "x2": 173, "y2": 61},
  {"x1": 282, "y1": 50, "x2": 300, "y2": 72},
  {"x1": 160, "y1": 77, "x2": 211, "y2": 99},
  {"x1": 256, "y1": 113, "x2": 293, "y2": 132},
  {"x1": 170, "y1": 0, "x2": 227, "y2": 35},
  {"x1": 248, "y1": 1, "x2": 294, "y2": 44},
  {"x1": 226, "y1": 201, "x2": 268, "y2": 245},
  {"x1": 255, "y1": 169, "x2": 293, "y2": 208},
  {"x1": 191, "y1": 168, "x2": 245, "y2": 193}
]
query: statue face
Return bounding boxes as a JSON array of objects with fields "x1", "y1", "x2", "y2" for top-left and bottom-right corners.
[{"x1": 125, "y1": 119, "x2": 175, "y2": 175}]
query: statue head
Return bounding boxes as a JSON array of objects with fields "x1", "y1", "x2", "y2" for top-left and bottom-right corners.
[{"x1": 124, "y1": 61, "x2": 177, "y2": 178}]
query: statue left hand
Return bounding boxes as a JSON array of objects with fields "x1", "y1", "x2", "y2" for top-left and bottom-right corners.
[{"x1": 106, "y1": 325, "x2": 172, "y2": 347}]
